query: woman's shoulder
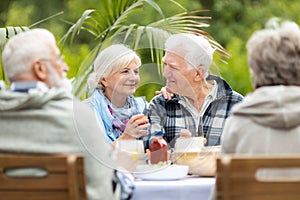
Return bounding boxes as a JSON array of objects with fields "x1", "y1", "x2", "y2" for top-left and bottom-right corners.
[
  {"x1": 84, "y1": 89, "x2": 107, "y2": 107},
  {"x1": 134, "y1": 96, "x2": 146, "y2": 104},
  {"x1": 130, "y1": 95, "x2": 148, "y2": 111}
]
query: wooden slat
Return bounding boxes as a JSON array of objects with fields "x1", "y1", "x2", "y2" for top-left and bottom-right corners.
[
  {"x1": 0, "y1": 174, "x2": 68, "y2": 189},
  {"x1": 0, "y1": 191, "x2": 68, "y2": 200},
  {"x1": 0, "y1": 154, "x2": 83, "y2": 172},
  {"x1": 216, "y1": 155, "x2": 300, "y2": 200},
  {"x1": 0, "y1": 154, "x2": 87, "y2": 200},
  {"x1": 217, "y1": 193, "x2": 300, "y2": 200},
  {"x1": 67, "y1": 155, "x2": 81, "y2": 200}
]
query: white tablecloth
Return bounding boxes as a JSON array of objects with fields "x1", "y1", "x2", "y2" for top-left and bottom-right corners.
[{"x1": 132, "y1": 175, "x2": 215, "y2": 200}]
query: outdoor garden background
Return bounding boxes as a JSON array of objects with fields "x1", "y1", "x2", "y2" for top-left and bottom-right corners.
[{"x1": 1, "y1": 0, "x2": 300, "y2": 100}]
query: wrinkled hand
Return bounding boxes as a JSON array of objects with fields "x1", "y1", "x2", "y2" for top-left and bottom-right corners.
[
  {"x1": 155, "y1": 86, "x2": 174, "y2": 100},
  {"x1": 122, "y1": 114, "x2": 149, "y2": 139},
  {"x1": 173, "y1": 129, "x2": 192, "y2": 152},
  {"x1": 178, "y1": 129, "x2": 207, "y2": 144},
  {"x1": 179, "y1": 129, "x2": 192, "y2": 138}
]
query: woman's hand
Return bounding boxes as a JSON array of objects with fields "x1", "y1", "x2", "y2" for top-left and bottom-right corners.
[{"x1": 122, "y1": 114, "x2": 149, "y2": 139}]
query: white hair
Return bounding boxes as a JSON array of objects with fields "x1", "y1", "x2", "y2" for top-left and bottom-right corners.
[
  {"x1": 165, "y1": 33, "x2": 215, "y2": 78},
  {"x1": 45, "y1": 62, "x2": 72, "y2": 92},
  {"x1": 2, "y1": 28, "x2": 56, "y2": 81},
  {"x1": 87, "y1": 44, "x2": 141, "y2": 91}
]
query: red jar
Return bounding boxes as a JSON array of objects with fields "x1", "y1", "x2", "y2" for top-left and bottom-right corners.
[{"x1": 149, "y1": 136, "x2": 168, "y2": 164}]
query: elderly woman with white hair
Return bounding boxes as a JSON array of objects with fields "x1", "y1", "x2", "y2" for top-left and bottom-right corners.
[
  {"x1": 221, "y1": 20, "x2": 300, "y2": 154},
  {"x1": 85, "y1": 44, "x2": 149, "y2": 146},
  {"x1": 148, "y1": 33, "x2": 243, "y2": 148}
]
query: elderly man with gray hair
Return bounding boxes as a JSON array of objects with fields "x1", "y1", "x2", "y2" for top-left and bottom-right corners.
[
  {"x1": 148, "y1": 33, "x2": 243, "y2": 148},
  {"x1": 0, "y1": 28, "x2": 127, "y2": 200}
]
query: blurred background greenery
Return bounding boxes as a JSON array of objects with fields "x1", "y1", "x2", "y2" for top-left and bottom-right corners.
[{"x1": 1, "y1": 0, "x2": 300, "y2": 101}]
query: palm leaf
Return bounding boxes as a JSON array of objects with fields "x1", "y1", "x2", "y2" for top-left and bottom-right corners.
[
  {"x1": 63, "y1": 0, "x2": 228, "y2": 99},
  {"x1": 142, "y1": 0, "x2": 165, "y2": 18},
  {"x1": 71, "y1": 43, "x2": 101, "y2": 98},
  {"x1": 0, "y1": 11, "x2": 64, "y2": 81},
  {"x1": 0, "y1": 26, "x2": 29, "y2": 50},
  {"x1": 149, "y1": 10, "x2": 230, "y2": 60},
  {"x1": 0, "y1": 26, "x2": 30, "y2": 82},
  {"x1": 60, "y1": 9, "x2": 96, "y2": 45},
  {"x1": 0, "y1": 28, "x2": 6, "y2": 50}
]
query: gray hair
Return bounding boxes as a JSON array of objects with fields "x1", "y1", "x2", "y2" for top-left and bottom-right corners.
[
  {"x1": 165, "y1": 33, "x2": 215, "y2": 78},
  {"x1": 87, "y1": 44, "x2": 141, "y2": 91},
  {"x1": 247, "y1": 20, "x2": 300, "y2": 88},
  {"x1": 2, "y1": 28, "x2": 55, "y2": 82}
]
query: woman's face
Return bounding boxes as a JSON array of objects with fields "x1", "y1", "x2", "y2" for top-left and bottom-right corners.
[{"x1": 102, "y1": 60, "x2": 140, "y2": 98}]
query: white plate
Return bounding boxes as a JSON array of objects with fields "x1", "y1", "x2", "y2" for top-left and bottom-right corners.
[{"x1": 133, "y1": 164, "x2": 189, "y2": 180}]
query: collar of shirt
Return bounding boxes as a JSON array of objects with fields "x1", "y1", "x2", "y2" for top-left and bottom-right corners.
[
  {"x1": 179, "y1": 80, "x2": 217, "y2": 113},
  {"x1": 179, "y1": 80, "x2": 217, "y2": 131},
  {"x1": 10, "y1": 81, "x2": 49, "y2": 93}
]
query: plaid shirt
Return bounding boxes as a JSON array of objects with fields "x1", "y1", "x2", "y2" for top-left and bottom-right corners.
[{"x1": 148, "y1": 75, "x2": 243, "y2": 148}]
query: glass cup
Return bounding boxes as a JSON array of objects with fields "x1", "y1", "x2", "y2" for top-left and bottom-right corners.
[
  {"x1": 116, "y1": 140, "x2": 146, "y2": 165},
  {"x1": 175, "y1": 137, "x2": 204, "y2": 153}
]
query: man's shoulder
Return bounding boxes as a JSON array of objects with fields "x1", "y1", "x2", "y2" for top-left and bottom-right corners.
[
  {"x1": 209, "y1": 74, "x2": 244, "y2": 102},
  {"x1": 230, "y1": 90, "x2": 244, "y2": 101},
  {"x1": 149, "y1": 94, "x2": 166, "y2": 104}
]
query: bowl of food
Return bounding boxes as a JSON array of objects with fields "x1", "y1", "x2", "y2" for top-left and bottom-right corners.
[{"x1": 174, "y1": 146, "x2": 220, "y2": 177}]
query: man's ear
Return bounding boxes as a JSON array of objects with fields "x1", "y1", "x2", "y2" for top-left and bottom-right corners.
[
  {"x1": 194, "y1": 66, "x2": 205, "y2": 81},
  {"x1": 33, "y1": 61, "x2": 48, "y2": 81}
]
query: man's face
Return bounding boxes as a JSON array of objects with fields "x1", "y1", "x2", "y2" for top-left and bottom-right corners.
[
  {"x1": 162, "y1": 51, "x2": 195, "y2": 95},
  {"x1": 46, "y1": 45, "x2": 72, "y2": 92}
]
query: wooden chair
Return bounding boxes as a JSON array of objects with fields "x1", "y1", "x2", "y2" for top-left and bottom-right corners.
[
  {"x1": 216, "y1": 155, "x2": 300, "y2": 200},
  {"x1": 0, "y1": 154, "x2": 87, "y2": 200}
]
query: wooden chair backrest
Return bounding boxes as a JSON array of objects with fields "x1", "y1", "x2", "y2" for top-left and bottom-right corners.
[
  {"x1": 0, "y1": 154, "x2": 87, "y2": 200},
  {"x1": 216, "y1": 155, "x2": 300, "y2": 200}
]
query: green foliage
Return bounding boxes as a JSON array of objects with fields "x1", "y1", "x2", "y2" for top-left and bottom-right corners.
[
  {"x1": 0, "y1": 26, "x2": 29, "y2": 81},
  {"x1": 62, "y1": 0, "x2": 225, "y2": 100},
  {"x1": 1, "y1": 0, "x2": 300, "y2": 98},
  {"x1": 205, "y1": 0, "x2": 300, "y2": 95},
  {"x1": 208, "y1": 0, "x2": 300, "y2": 46},
  {"x1": 135, "y1": 83, "x2": 163, "y2": 102},
  {"x1": 61, "y1": 44, "x2": 91, "y2": 79},
  {"x1": 213, "y1": 37, "x2": 252, "y2": 96},
  {"x1": 6, "y1": 2, "x2": 34, "y2": 26}
]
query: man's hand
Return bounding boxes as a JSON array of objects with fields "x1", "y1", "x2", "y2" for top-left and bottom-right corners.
[
  {"x1": 155, "y1": 86, "x2": 174, "y2": 100},
  {"x1": 179, "y1": 129, "x2": 192, "y2": 138}
]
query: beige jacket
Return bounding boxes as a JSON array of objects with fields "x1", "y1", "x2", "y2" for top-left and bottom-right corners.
[
  {"x1": 0, "y1": 88, "x2": 120, "y2": 200},
  {"x1": 210, "y1": 85, "x2": 300, "y2": 200},
  {"x1": 222, "y1": 85, "x2": 300, "y2": 154}
]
